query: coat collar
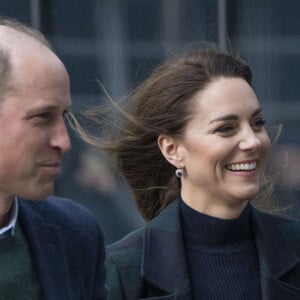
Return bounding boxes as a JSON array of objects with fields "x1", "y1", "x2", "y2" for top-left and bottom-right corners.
[
  {"x1": 18, "y1": 199, "x2": 72, "y2": 300},
  {"x1": 141, "y1": 199, "x2": 300, "y2": 299},
  {"x1": 250, "y1": 208, "x2": 300, "y2": 278},
  {"x1": 250, "y1": 208, "x2": 300, "y2": 299},
  {"x1": 141, "y1": 199, "x2": 191, "y2": 296}
]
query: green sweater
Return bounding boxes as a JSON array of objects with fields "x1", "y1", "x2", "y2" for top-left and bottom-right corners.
[{"x1": 0, "y1": 222, "x2": 41, "y2": 300}]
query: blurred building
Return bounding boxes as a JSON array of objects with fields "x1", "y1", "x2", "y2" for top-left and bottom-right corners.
[{"x1": 1, "y1": 0, "x2": 299, "y2": 240}]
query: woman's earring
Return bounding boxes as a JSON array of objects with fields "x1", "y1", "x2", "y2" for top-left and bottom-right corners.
[{"x1": 175, "y1": 168, "x2": 184, "y2": 178}]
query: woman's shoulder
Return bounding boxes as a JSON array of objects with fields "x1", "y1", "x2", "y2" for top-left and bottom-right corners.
[
  {"x1": 272, "y1": 214, "x2": 300, "y2": 237},
  {"x1": 106, "y1": 226, "x2": 146, "y2": 298},
  {"x1": 107, "y1": 225, "x2": 146, "y2": 266},
  {"x1": 259, "y1": 210, "x2": 300, "y2": 227},
  {"x1": 258, "y1": 210, "x2": 300, "y2": 251}
]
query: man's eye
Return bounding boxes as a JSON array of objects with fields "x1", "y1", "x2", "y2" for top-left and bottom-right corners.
[{"x1": 34, "y1": 112, "x2": 51, "y2": 121}]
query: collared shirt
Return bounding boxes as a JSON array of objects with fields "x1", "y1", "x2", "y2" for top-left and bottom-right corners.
[{"x1": 0, "y1": 198, "x2": 18, "y2": 238}]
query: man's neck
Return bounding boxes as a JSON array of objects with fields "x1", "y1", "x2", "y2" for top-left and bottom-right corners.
[{"x1": 0, "y1": 197, "x2": 14, "y2": 228}]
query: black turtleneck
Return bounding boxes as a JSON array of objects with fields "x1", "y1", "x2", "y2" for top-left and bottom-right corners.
[{"x1": 180, "y1": 199, "x2": 261, "y2": 300}]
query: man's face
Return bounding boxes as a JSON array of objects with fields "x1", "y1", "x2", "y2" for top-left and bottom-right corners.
[{"x1": 0, "y1": 39, "x2": 71, "y2": 202}]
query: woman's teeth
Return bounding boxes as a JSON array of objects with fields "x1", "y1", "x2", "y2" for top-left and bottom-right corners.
[{"x1": 226, "y1": 162, "x2": 256, "y2": 171}]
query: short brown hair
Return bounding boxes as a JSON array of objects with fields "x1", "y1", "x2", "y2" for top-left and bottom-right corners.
[{"x1": 0, "y1": 17, "x2": 51, "y2": 100}]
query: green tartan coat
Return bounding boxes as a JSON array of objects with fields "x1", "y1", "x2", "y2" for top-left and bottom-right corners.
[{"x1": 106, "y1": 199, "x2": 300, "y2": 299}]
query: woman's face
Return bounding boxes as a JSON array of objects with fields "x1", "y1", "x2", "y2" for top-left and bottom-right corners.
[{"x1": 176, "y1": 77, "x2": 271, "y2": 216}]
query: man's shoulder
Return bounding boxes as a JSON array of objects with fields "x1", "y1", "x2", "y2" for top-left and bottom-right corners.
[
  {"x1": 18, "y1": 197, "x2": 107, "y2": 299},
  {"x1": 18, "y1": 196, "x2": 102, "y2": 238},
  {"x1": 41, "y1": 196, "x2": 95, "y2": 219}
]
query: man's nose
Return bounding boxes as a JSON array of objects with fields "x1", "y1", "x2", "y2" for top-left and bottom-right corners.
[{"x1": 50, "y1": 119, "x2": 72, "y2": 153}]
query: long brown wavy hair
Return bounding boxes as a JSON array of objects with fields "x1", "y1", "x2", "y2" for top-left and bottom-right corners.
[{"x1": 73, "y1": 46, "x2": 260, "y2": 220}]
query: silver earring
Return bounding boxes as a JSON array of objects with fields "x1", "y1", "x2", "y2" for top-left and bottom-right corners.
[{"x1": 175, "y1": 168, "x2": 183, "y2": 178}]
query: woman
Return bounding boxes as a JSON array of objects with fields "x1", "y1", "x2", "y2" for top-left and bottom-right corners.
[{"x1": 80, "y1": 47, "x2": 300, "y2": 299}]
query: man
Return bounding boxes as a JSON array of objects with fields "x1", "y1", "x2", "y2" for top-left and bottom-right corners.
[{"x1": 0, "y1": 19, "x2": 107, "y2": 299}]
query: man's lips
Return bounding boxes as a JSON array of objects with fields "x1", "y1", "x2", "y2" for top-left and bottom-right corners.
[
  {"x1": 42, "y1": 162, "x2": 61, "y2": 167},
  {"x1": 39, "y1": 162, "x2": 62, "y2": 176}
]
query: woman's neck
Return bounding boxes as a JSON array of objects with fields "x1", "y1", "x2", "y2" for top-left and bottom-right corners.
[{"x1": 180, "y1": 192, "x2": 249, "y2": 220}]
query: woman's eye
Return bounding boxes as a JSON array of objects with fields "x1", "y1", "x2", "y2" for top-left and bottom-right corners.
[
  {"x1": 252, "y1": 118, "x2": 266, "y2": 130},
  {"x1": 215, "y1": 124, "x2": 235, "y2": 134}
]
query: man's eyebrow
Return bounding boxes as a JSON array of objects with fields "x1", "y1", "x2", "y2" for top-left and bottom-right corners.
[
  {"x1": 28, "y1": 105, "x2": 56, "y2": 112},
  {"x1": 28, "y1": 103, "x2": 71, "y2": 113},
  {"x1": 209, "y1": 108, "x2": 263, "y2": 124}
]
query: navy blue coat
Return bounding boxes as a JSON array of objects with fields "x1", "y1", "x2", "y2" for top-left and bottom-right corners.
[
  {"x1": 18, "y1": 196, "x2": 107, "y2": 300},
  {"x1": 107, "y1": 199, "x2": 300, "y2": 299}
]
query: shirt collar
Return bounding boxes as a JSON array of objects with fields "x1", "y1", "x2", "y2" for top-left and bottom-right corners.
[{"x1": 0, "y1": 197, "x2": 18, "y2": 238}]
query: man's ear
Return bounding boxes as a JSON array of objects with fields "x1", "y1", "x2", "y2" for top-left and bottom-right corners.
[{"x1": 157, "y1": 134, "x2": 182, "y2": 167}]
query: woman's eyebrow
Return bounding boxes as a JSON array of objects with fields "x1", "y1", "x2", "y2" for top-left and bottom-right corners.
[
  {"x1": 209, "y1": 114, "x2": 238, "y2": 124},
  {"x1": 252, "y1": 108, "x2": 263, "y2": 117},
  {"x1": 209, "y1": 108, "x2": 263, "y2": 124}
]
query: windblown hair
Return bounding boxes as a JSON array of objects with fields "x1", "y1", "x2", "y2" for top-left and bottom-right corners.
[{"x1": 76, "y1": 46, "x2": 254, "y2": 220}]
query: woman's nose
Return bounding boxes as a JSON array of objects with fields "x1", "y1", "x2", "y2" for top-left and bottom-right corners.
[{"x1": 238, "y1": 128, "x2": 262, "y2": 152}]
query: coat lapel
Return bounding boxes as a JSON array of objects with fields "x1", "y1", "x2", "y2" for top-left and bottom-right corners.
[
  {"x1": 141, "y1": 202, "x2": 300, "y2": 300},
  {"x1": 18, "y1": 200, "x2": 72, "y2": 300},
  {"x1": 250, "y1": 207, "x2": 300, "y2": 300},
  {"x1": 141, "y1": 199, "x2": 192, "y2": 299}
]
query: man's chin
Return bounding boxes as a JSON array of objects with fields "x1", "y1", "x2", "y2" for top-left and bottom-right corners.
[{"x1": 18, "y1": 186, "x2": 55, "y2": 201}]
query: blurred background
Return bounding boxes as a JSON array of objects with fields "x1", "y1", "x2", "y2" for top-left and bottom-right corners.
[{"x1": 1, "y1": 0, "x2": 299, "y2": 243}]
